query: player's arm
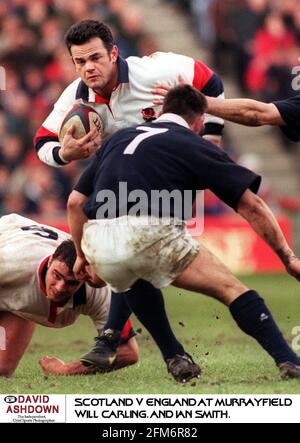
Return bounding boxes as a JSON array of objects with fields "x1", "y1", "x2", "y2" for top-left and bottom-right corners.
[
  {"x1": 39, "y1": 338, "x2": 139, "y2": 376},
  {"x1": 189, "y1": 138, "x2": 300, "y2": 280},
  {"x1": 67, "y1": 190, "x2": 89, "y2": 276},
  {"x1": 68, "y1": 156, "x2": 100, "y2": 277},
  {"x1": 206, "y1": 97, "x2": 284, "y2": 127},
  {"x1": 152, "y1": 64, "x2": 225, "y2": 147},
  {"x1": 237, "y1": 189, "x2": 300, "y2": 280}
]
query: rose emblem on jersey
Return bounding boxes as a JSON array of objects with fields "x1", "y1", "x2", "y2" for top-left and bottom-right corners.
[{"x1": 141, "y1": 107, "x2": 156, "y2": 122}]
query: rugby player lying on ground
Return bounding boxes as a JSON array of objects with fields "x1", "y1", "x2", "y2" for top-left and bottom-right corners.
[{"x1": 0, "y1": 214, "x2": 138, "y2": 377}]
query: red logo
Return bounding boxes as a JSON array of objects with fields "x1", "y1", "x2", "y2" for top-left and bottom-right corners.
[{"x1": 141, "y1": 107, "x2": 156, "y2": 122}]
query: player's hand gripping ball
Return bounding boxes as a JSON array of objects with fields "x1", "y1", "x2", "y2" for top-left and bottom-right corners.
[{"x1": 59, "y1": 103, "x2": 104, "y2": 143}]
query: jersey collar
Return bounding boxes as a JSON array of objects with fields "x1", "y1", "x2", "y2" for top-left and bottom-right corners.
[
  {"x1": 117, "y1": 56, "x2": 129, "y2": 84},
  {"x1": 76, "y1": 56, "x2": 129, "y2": 103},
  {"x1": 155, "y1": 113, "x2": 190, "y2": 129},
  {"x1": 38, "y1": 256, "x2": 49, "y2": 296}
]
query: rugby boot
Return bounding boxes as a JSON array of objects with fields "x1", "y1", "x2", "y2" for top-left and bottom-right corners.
[
  {"x1": 278, "y1": 361, "x2": 300, "y2": 379},
  {"x1": 166, "y1": 352, "x2": 201, "y2": 383},
  {"x1": 80, "y1": 329, "x2": 121, "y2": 369}
]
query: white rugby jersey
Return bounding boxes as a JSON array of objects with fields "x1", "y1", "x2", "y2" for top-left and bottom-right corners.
[
  {"x1": 34, "y1": 52, "x2": 225, "y2": 167},
  {"x1": 0, "y1": 214, "x2": 110, "y2": 330}
]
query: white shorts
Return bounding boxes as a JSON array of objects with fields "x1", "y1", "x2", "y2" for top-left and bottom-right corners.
[{"x1": 82, "y1": 216, "x2": 200, "y2": 292}]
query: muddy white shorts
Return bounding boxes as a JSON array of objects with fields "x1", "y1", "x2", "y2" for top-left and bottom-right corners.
[{"x1": 81, "y1": 216, "x2": 199, "y2": 292}]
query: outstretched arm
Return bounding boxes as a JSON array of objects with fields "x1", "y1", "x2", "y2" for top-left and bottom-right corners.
[
  {"x1": 0, "y1": 312, "x2": 35, "y2": 378},
  {"x1": 67, "y1": 190, "x2": 90, "y2": 279},
  {"x1": 152, "y1": 75, "x2": 223, "y2": 148},
  {"x1": 237, "y1": 189, "x2": 300, "y2": 280},
  {"x1": 39, "y1": 337, "x2": 139, "y2": 376},
  {"x1": 206, "y1": 97, "x2": 284, "y2": 127},
  {"x1": 67, "y1": 190, "x2": 88, "y2": 257}
]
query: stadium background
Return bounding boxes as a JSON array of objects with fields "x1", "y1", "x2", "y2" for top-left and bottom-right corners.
[{"x1": 1, "y1": 0, "x2": 300, "y2": 393}]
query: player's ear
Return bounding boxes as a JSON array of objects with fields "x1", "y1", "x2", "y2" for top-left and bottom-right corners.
[
  {"x1": 48, "y1": 255, "x2": 53, "y2": 267},
  {"x1": 192, "y1": 115, "x2": 205, "y2": 134},
  {"x1": 110, "y1": 45, "x2": 119, "y2": 63}
]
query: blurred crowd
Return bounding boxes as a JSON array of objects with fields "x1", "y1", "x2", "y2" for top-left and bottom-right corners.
[
  {"x1": 2, "y1": 0, "x2": 300, "y2": 222},
  {"x1": 0, "y1": 0, "x2": 156, "y2": 221},
  {"x1": 166, "y1": 0, "x2": 300, "y2": 101},
  {"x1": 165, "y1": 0, "x2": 300, "y2": 216}
]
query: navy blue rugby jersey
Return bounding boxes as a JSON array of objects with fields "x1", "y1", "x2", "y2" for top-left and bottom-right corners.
[
  {"x1": 75, "y1": 115, "x2": 261, "y2": 220},
  {"x1": 273, "y1": 94, "x2": 300, "y2": 142}
]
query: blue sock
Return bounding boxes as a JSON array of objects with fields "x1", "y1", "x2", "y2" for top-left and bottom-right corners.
[
  {"x1": 126, "y1": 280, "x2": 185, "y2": 360},
  {"x1": 104, "y1": 292, "x2": 132, "y2": 331},
  {"x1": 230, "y1": 290, "x2": 300, "y2": 365}
]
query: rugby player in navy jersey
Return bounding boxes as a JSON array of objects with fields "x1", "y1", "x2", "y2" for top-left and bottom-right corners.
[
  {"x1": 33, "y1": 19, "x2": 226, "y2": 383},
  {"x1": 68, "y1": 85, "x2": 300, "y2": 381},
  {"x1": 205, "y1": 94, "x2": 300, "y2": 142}
]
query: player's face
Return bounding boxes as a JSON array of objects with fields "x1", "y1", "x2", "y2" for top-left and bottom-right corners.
[
  {"x1": 45, "y1": 259, "x2": 82, "y2": 303},
  {"x1": 71, "y1": 37, "x2": 119, "y2": 97}
]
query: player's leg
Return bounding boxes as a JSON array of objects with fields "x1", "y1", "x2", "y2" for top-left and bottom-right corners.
[
  {"x1": 81, "y1": 280, "x2": 200, "y2": 382},
  {"x1": 0, "y1": 312, "x2": 35, "y2": 377},
  {"x1": 173, "y1": 245, "x2": 300, "y2": 378},
  {"x1": 115, "y1": 337, "x2": 139, "y2": 368},
  {"x1": 80, "y1": 292, "x2": 134, "y2": 367},
  {"x1": 173, "y1": 244, "x2": 249, "y2": 305},
  {"x1": 125, "y1": 280, "x2": 201, "y2": 383},
  {"x1": 125, "y1": 280, "x2": 186, "y2": 360}
]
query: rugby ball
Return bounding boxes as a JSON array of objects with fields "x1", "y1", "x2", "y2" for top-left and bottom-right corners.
[{"x1": 59, "y1": 103, "x2": 104, "y2": 143}]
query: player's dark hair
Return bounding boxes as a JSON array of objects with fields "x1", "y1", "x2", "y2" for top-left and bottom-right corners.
[
  {"x1": 162, "y1": 84, "x2": 207, "y2": 123},
  {"x1": 52, "y1": 240, "x2": 77, "y2": 274},
  {"x1": 65, "y1": 20, "x2": 114, "y2": 53}
]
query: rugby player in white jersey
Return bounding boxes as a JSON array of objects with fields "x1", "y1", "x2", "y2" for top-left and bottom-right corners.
[
  {"x1": 0, "y1": 214, "x2": 138, "y2": 378},
  {"x1": 34, "y1": 19, "x2": 224, "y2": 166}
]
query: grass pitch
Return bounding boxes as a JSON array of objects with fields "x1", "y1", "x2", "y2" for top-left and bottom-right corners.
[{"x1": 1, "y1": 274, "x2": 300, "y2": 394}]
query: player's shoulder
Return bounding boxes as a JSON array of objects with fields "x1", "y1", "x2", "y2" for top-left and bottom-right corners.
[
  {"x1": 126, "y1": 51, "x2": 195, "y2": 84},
  {"x1": 0, "y1": 213, "x2": 38, "y2": 229},
  {"x1": 0, "y1": 213, "x2": 70, "y2": 244},
  {"x1": 0, "y1": 213, "x2": 28, "y2": 225},
  {"x1": 54, "y1": 78, "x2": 82, "y2": 106},
  {"x1": 127, "y1": 51, "x2": 193, "y2": 68}
]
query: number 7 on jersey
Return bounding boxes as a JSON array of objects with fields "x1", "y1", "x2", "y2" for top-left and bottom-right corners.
[{"x1": 123, "y1": 126, "x2": 169, "y2": 155}]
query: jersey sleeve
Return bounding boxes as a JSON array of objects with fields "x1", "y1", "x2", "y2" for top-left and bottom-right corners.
[
  {"x1": 185, "y1": 137, "x2": 261, "y2": 210},
  {"x1": 33, "y1": 79, "x2": 81, "y2": 167},
  {"x1": 185, "y1": 57, "x2": 225, "y2": 137},
  {"x1": 199, "y1": 71, "x2": 225, "y2": 137},
  {"x1": 273, "y1": 95, "x2": 300, "y2": 142}
]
